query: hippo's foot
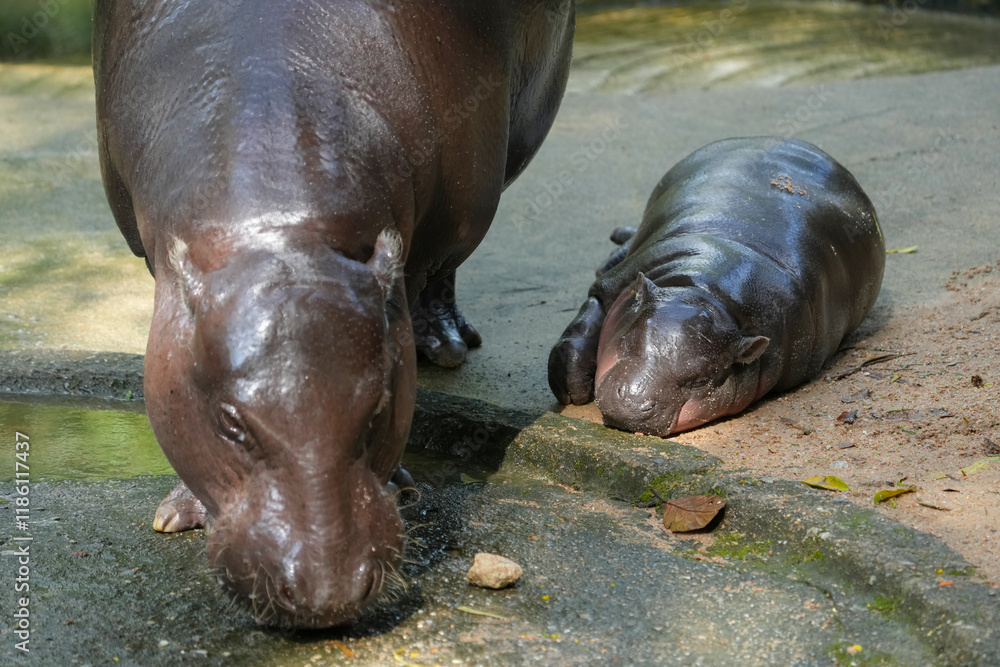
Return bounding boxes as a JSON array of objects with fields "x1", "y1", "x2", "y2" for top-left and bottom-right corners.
[
  {"x1": 391, "y1": 465, "x2": 416, "y2": 491},
  {"x1": 153, "y1": 481, "x2": 208, "y2": 533},
  {"x1": 548, "y1": 296, "x2": 606, "y2": 405},
  {"x1": 610, "y1": 226, "x2": 637, "y2": 245},
  {"x1": 597, "y1": 226, "x2": 637, "y2": 277},
  {"x1": 411, "y1": 272, "x2": 482, "y2": 368},
  {"x1": 388, "y1": 465, "x2": 419, "y2": 505}
]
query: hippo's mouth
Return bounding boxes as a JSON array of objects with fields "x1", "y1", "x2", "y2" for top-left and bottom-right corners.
[
  {"x1": 205, "y1": 477, "x2": 410, "y2": 629},
  {"x1": 673, "y1": 399, "x2": 711, "y2": 433}
]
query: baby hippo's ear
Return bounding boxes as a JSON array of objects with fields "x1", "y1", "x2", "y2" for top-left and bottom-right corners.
[
  {"x1": 633, "y1": 272, "x2": 660, "y2": 305},
  {"x1": 735, "y1": 335, "x2": 769, "y2": 364}
]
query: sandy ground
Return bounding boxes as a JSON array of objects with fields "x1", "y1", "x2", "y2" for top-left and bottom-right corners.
[{"x1": 564, "y1": 260, "x2": 1000, "y2": 587}]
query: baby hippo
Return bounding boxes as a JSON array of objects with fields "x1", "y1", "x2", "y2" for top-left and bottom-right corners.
[{"x1": 548, "y1": 137, "x2": 884, "y2": 436}]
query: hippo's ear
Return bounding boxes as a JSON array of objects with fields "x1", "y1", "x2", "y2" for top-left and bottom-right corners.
[
  {"x1": 367, "y1": 228, "x2": 405, "y2": 298},
  {"x1": 167, "y1": 236, "x2": 204, "y2": 314},
  {"x1": 735, "y1": 335, "x2": 769, "y2": 365},
  {"x1": 632, "y1": 272, "x2": 659, "y2": 305}
]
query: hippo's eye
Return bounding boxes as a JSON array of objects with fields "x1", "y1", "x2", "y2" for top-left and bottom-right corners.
[
  {"x1": 686, "y1": 377, "x2": 712, "y2": 390},
  {"x1": 218, "y1": 402, "x2": 248, "y2": 444}
]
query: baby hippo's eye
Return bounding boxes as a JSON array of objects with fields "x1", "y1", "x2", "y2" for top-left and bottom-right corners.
[
  {"x1": 686, "y1": 377, "x2": 712, "y2": 390},
  {"x1": 219, "y1": 402, "x2": 247, "y2": 444}
]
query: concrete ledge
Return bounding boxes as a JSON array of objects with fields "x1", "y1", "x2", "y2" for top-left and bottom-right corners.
[
  {"x1": 718, "y1": 477, "x2": 1000, "y2": 665},
  {"x1": 0, "y1": 349, "x2": 144, "y2": 401},
  {"x1": 3, "y1": 350, "x2": 999, "y2": 664}
]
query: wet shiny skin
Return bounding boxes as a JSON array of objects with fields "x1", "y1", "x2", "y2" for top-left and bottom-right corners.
[
  {"x1": 94, "y1": 0, "x2": 574, "y2": 627},
  {"x1": 550, "y1": 137, "x2": 885, "y2": 437}
]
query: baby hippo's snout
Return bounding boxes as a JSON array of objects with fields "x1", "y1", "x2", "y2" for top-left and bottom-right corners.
[
  {"x1": 207, "y1": 477, "x2": 405, "y2": 628},
  {"x1": 594, "y1": 363, "x2": 678, "y2": 437}
]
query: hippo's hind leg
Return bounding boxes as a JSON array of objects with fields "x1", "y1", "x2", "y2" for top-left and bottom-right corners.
[
  {"x1": 548, "y1": 296, "x2": 606, "y2": 405},
  {"x1": 596, "y1": 226, "x2": 636, "y2": 277},
  {"x1": 411, "y1": 271, "x2": 482, "y2": 368},
  {"x1": 153, "y1": 481, "x2": 209, "y2": 533}
]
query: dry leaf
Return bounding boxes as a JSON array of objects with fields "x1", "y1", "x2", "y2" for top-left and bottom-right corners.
[
  {"x1": 916, "y1": 498, "x2": 951, "y2": 511},
  {"x1": 329, "y1": 641, "x2": 355, "y2": 658},
  {"x1": 837, "y1": 410, "x2": 858, "y2": 424},
  {"x1": 886, "y1": 246, "x2": 919, "y2": 254},
  {"x1": 455, "y1": 606, "x2": 513, "y2": 621},
  {"x1": 662, "y1": 495, "x2": 726, "y2": 532},
  {"x1": 960, "y1": 457, "x2": 1000, "y2": 476},
  {"x1": 832, "y1": 353, "x2": 907, "y2": 381},
  {"x1": 841, "y1": 388, "x2": 871, "y2": 403},
  {"x1": 780, "y1": 417, "x2": 813, "y2": 434}
]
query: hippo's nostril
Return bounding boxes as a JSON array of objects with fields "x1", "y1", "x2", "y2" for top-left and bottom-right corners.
[
  {"x1": 275, "y1": 579, "x2": 296, "y2": 611},
  {"x1": 357, "y1": 560, "x2": 382, "y2": 602}
]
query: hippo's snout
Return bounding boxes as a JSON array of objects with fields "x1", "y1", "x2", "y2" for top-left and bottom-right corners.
[
  {"x1": 207, "y1": 478, "x2": 406, "y2": 628},
  {"x1": 594, "y1": 364, "x2": 678, "y2": 437}
]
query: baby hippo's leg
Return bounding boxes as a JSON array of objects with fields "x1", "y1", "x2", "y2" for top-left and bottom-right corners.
[
  {"x1": 597, "y1": 226, "x2": 636, "y2": 277},
  {"x1": 548, "y1": 296, "x2": 605, "y2": 405}
]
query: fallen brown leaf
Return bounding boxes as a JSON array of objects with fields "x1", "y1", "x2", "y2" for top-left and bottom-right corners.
[
  {"x1": 837, "y1": 410, "x2": 858, "y2": 424},
  {"x1": 780, "y1": 417, "x2": 814, "y2": 435},
  {"x1": 663, "y1": 495, "x2": 726, "y2": 532}
]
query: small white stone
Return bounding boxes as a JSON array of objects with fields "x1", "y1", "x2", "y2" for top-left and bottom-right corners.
[{"x1": 466, "y1": 552, "x2": 523, "y2": 589}]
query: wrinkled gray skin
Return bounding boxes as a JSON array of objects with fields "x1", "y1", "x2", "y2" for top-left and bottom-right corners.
[
  {"x1": 94, "y1": 0, "x2": 574, "y2": 628},
  {"x1": 549, "y1": 137, "x2": 884, "y2": 436}
]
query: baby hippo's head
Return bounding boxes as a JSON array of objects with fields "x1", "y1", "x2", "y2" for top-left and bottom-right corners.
[{"x1": 594, "y1": 274, "x2": 768, "y2": 436}]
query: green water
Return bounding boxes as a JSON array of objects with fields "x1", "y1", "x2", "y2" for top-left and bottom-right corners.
[
  {"x1": 571, "y1": 0, "x2": 1000, "y2": 92},
  {"x1": 0, "y1": 399, "x2": 173, "y2": 481}
]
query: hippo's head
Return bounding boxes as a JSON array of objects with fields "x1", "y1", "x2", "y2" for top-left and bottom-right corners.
[
  {"x1": 143, "y1": 228, "x2": 416, "y2": 627},
  {"x1": 594, "y1": 274, "x2": 769, "y2": 436}
]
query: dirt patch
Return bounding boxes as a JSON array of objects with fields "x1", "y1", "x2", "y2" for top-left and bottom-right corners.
[{"x1": 564, "y1": 261, "x2": 1000, "y2": 587}]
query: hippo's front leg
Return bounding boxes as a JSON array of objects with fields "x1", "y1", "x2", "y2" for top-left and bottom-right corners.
[
  {"x1": 153, "y1": 481, "x2": 208, "y2": 533},
  {"x1": 548, "y1": 296, "x2": 606, "y2": 405},
  {"x1": 411, "y1": 271, "x2": 483, "y2": 368}
]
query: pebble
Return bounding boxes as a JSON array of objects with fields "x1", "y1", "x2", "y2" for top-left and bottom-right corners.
[{"x1": 466, "y1": 553, "x2": 523, "y2": 589}]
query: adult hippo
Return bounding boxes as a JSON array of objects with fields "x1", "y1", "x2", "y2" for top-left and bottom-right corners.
[
  {"x1": 93, "y1": 0, "x2": 574, "y2": 627},
  {"x1": 549, "y1": 137, "x2": 884, "y2": 436}
]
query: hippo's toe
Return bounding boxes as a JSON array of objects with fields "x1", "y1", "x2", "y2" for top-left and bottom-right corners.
[
  {"x1": 153, "y1": 482, "x2": 209, "y2": 533},
  {"x1": 411, "y1": 272, "x2": 482, "y2": 368}
]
